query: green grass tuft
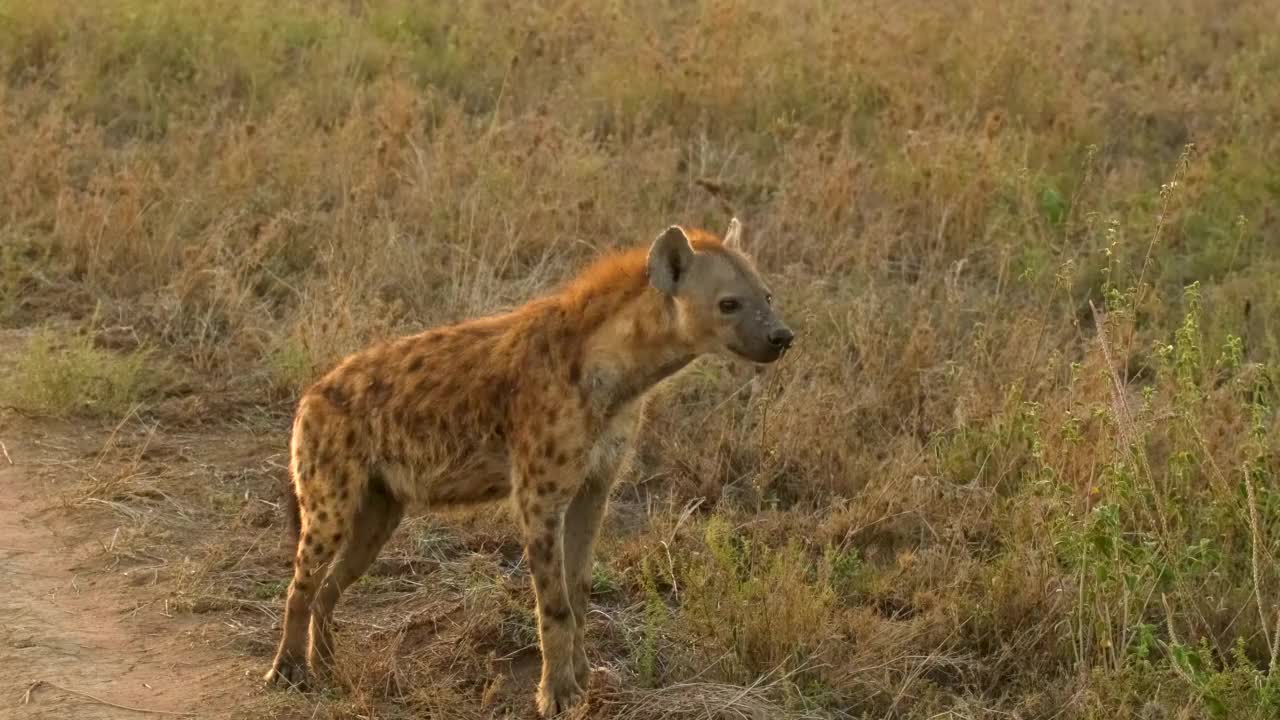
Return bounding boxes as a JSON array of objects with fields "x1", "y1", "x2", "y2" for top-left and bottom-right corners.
[{"x1": 2, "y1": 330, "x2": 157, "y2": 418}]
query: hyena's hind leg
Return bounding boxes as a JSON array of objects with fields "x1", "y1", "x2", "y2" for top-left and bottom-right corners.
[
  {"x1": 307, "y1": 472, "x2": 404, "y2": 671},
  {"x1": 265, "y1": 461, "x2": 361, "y2": 688}
]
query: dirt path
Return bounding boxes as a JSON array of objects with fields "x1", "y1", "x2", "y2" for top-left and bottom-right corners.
[{"x1": 0, "y1": 458, "x2": 246, "y2": 719}]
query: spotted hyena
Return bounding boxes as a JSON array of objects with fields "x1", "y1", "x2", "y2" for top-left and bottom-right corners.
[{"x1": 264, "y1": 218, "x2": 793, "y2": 715}]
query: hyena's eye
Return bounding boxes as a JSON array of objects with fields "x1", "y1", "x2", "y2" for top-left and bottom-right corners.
[
  {"x1": 765, "y1": 293, "x2": 773, "y2": 306},
  {"x1": 718, "y1": 298, "x2": 742, "y2": 314}
]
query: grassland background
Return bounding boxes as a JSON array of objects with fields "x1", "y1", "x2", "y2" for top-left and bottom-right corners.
[{"x1": 3, "y1": 0, "x2": 1280, "y2": 717}]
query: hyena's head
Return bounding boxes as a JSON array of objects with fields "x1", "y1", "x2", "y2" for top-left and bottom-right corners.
[{"x1": 647, "y1": 218, "x2": 793, "y2": 364}]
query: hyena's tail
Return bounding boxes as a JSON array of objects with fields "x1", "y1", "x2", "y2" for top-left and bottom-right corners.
[
  {"x1": 282, "y1": 408, "x2": 305, "y2": 549},
  {"x1": 282, "y1": 478, "x2": 301, "y2": 547}
]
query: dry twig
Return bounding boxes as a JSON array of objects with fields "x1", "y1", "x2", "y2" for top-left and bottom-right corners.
[{"x1": 22, "y1": 680, "x2": 195, "y2": 717}]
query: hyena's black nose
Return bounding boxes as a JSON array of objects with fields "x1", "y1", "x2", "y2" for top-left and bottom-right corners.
[{"x1": 768, "y1": 327, "x2": 794, "y2": 350}]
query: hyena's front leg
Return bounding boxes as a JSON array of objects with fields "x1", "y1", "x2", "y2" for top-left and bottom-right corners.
[
  {"x1": 562, "y1": 453, "x2": 620, "y2": 688},
  {"x1": 515, "y1": 462, "x2": 584, "y2": 716}
]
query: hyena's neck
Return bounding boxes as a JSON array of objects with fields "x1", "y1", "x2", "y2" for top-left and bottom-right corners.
[{"x1": 576, "y1": 287, "x2": 695, "y2": 420}]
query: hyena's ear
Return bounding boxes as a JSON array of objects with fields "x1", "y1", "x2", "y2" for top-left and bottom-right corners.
[
  {"x1": 723, "y1": 217, "x2": 744, "y2": 251},
  {"x1": 647, "y1": 225, "x2": 695, "y2": 295}
]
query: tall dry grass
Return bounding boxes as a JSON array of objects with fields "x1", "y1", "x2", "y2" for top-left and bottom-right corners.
[{"x1": 3, "y1": 0, "x2": 1280, "y2": 717}]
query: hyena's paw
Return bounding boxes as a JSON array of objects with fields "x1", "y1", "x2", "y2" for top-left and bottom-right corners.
[
  {"x1": 264, "y1": 655, "x2": 309, "y2": 690},
  {"x1": 536, "y1": 673, "x2": 585, "y2": 717}
]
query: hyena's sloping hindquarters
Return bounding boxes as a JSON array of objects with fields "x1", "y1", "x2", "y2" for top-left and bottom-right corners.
[
  {"x1": 306, "y1": 473, "x2": 403, "y2": 670},
  {"x1": 266, "y1": 411, "x2": 401, "y2": 686}
]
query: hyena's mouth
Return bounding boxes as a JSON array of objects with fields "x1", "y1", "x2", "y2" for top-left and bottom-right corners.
[{"x1": 728, "y1": 343, "x2": 785, "y2": 365}]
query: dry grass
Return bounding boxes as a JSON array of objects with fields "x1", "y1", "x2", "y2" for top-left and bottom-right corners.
[{"x1": 3, "y1": 0, "x2": 1280, "y2": 717}]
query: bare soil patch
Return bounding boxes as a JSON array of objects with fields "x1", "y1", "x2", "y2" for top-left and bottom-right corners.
[{"x1": 0, "y1": 449, "x2": 248, "y2": 719}]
